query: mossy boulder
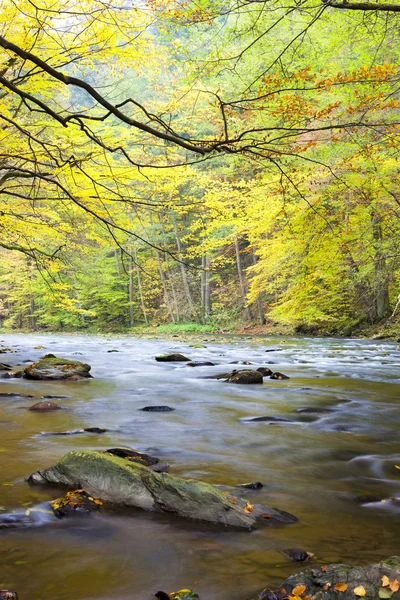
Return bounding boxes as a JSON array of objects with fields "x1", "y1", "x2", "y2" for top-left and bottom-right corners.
[
  {"x1": 24, "y1": 358, "x2": 92, "y2": 380},
  {"x1": 258, "y1": 556, "x2": 400, "y2": 600},
  {"x1": 226, "y1": 369, "x2": 263, "y2": 384},
  {"x1": 155, "y1": 353, "x2": 190, "y2": 362},
  {"x1": 27, "y1": 450, "x2": 297, "y2": 529}
]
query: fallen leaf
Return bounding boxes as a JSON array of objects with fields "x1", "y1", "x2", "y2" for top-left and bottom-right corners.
[
  {"x1": 379, "y1": 588, "x2": 394, "y2": 599},
  {"x1": 261, "y1": 513, "x2": 271, "y2": 519},
  {"x1": 288, "y1": 596, "x2": 302, "y2": 600},
  {"x1": 322, "y1": 583, "x2": 331, "y2": 591},
  {"x1": 228, "y1": 497, "x2": 237, "y2": 505},
  {"x1": 353, "y1": 585, "x2": 366, "y2": 596},
  {"x1": 389, "y1": 580, "x2": 399, "y2": 592},
  {"x1": 335, "y1": 583, "x2": 348, "y2": 592},
  {"x1": 292, "y1": 585, "x2": 306, "y2": 596},
  {"x1": 395, "y1": 465, "x2": 400, "y2": 470},
  {"x1": 321, "y1": 565, "x2": 328, "y2": 572},
  {"x1": 382, "y1": 576, "x2": 390, "y2": 587},
  {"x1": 244, "y1": 501, "x2": 254, "y2": 514}
]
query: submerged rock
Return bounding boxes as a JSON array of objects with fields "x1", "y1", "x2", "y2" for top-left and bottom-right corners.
[
  {"x1": 105, "y1": 448, "x2": 169, "y2": 472},
  {"x1": 0, "y1": 363, "x2": 12, "y2": 370},
  {"x1": 0, "y1": 392, "x2": 34, "y2": 398},
  {"x1": 186, "y1": 361, "x2": 215, "y2": 367},
  {"x1": 236, "y1": 482, "x2": 263, "y2": 490},
  {"x1": 155, "y1": 354, "x2": 190, "y2": 362},
  {"x1": 242, "y1": 416, "x2": 293, "y2": 423},
  {"x1": 42, "y1": 353, "x2": 56, "y2": 359},
  {"x1": 0, "y1": 591, "x2": 18, "y2": 600},
  {"x1": 29, "y1": 401, "x2": 62, "y2": 412},
  {"x1": 270, "y1": 372, "x2": 290, "y2": 380},
  {"x1": 140, "y1": 406, "x2": 175, "y2": 412},
  {"x1": 258, "y1": 556, "x2": 400, "y2": 600},
  {"x1": 28, "y1": 450, "x2": 297, "y2": 529},
  {"x1": 281, "y1": 547, "x2": 312, "y2": 562},
  {"x1": 41, "y1": 427, "x2": 107, "y2": 436},
  {"x1": 24, "y1": 358, "x2": 92, "y2": 380},
  {"x1": 226, "y1": 370, "x2": 263, "y2": 384}
]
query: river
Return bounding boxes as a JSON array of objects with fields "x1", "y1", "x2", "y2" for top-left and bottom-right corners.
[{"x1": 0, "y1": 333, "x2": 399, "y2": 600}]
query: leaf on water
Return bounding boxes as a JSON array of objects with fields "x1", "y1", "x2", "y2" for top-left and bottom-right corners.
[
  {"x1": 334, "y1": 583, "x2": 348, "y2": 592},
  {"x1": 382, "y1": 576, "x2": 390, "y2": 587},
  {"x1": 379, "y1": 588, "x2": 394, "y2": 599},
  {"x1": 389, "y1": 580, "x2": 399, "y2": 592},
  {"x1": 292, "y1": 585, "x2": 306, "y2": 596},
  {"x1": 1, "y1": 483, "x2": 14, "y2": 487},
  {"x1": 353, "y1": 585, "x2": 366, "y2": 596},
  {"x1": 244, "y1": 501, "x2": 254, "y2": 514}
]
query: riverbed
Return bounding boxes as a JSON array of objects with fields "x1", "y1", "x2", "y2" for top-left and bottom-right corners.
[{"x1": 0, "y1": 333, "x2": 399, "y2": 600}]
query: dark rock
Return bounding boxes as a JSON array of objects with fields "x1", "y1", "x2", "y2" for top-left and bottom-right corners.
[
  {"x1": 13, "y1": 370, "x2": 24, "y2": 378},
  {"x1": 0, "y1": 347, "x2": 13, "y2": 354},
  {"x1": 242, "y1": 416, "x2": 293, "y2": 423},
  {"x1": 270, "y1": 372, "x2": 290, "y2": 380},
  {"x1": 41, "y1": 395, "x2": 70, "y2": 399},
  {"x1": 0, "y1": 513, "x2": 34, "y2": 530},
  {"x1": 256, "y1": 367, "x2": 273, "y2": 377},
  {"x1": 24, "y1": 358, "x2": 92, "y2": 380},
  {"x1": 0, "y1": 591, "x2": 18, "y2": 600},
  {"x1": 265, "y1": 348, "x2": 282, "y2": 352},
  {"x1": 0, "y1": 363, "x2": 12, "y2": 370},
  {"x1": 42, "y1": 353, "x2": 56, "y2": 359},
  {"x1": 186, "y1": 361, "x2": 215, "y2": 367},
  {"x1": 229, "y1": 360, "x2": 253, "y2": 365},
  {"x1": 0, "y1": 373, "x2": 12, "y2": 379},
  {"x1": 226, "y1": 369, "x2": 263, "y2": 384},
  {"x1": 155, "y1": 354, "x2": 190, "y2": 362},
  {"x1": 258, "y1": 556, "x2": 400, "y2": 600},
  {"x1": 155, "y1": 592, "x2": 171, "y2": 600},
  {"x1": 295, "y1": 407, "x2": 333, "y2": 414},
  {"x1": 105, "y1": 448, "x2": 169, "y2": 472},
  {"x1": 84, "y1": 427, "x2": 107, "y2": 434},
  {"x1": 50, "y1": 489, "x2": 102, "y2": 518},
  {"x1": 236, "y1": 482, "x2": 263, "y2": 490},
  {"x1": 28, "y1": 450, "x2": 297, "y2": 529},
  {"x1": 0, "y1": 392, "x2": 34, "y2": 398},
  {"x1": 352, "y1": 494, "x2": 386, "y2": 504},
  {"x1": 281, "y1": 548, "x2": 311, "y2": 562},
  {"x1": 28, "y1": 401, "x2": 62, "y2": 412},
  {"x1": 140, "y1": 406, "x2": 175, "y2": 412},
  {"x1": 107, "y1": 349, "x2": 119, "y2": 353}
]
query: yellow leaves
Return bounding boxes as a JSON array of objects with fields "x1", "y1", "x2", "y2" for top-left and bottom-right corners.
[
  {"x1": 288, "y1": 585, "x2": 307, "y2": 600},
  {"x1": 382, "y1": 577, "x2": 400, "y2": 592},
  {"x1": 353, "y1": 585, "x2": 366, "y2": 596},
  {"x1": 228, "y1": 497, "x2": 237, "y2": 505},
  {"x1": 243, "y1": 501, "x2": 254, "y2": 514},
  {"x1": 334, "y1": 582, "x2": 348, "y2": 592},
  {"x1": 382, "y1": 576, "x2": 391, "y2": 587}
]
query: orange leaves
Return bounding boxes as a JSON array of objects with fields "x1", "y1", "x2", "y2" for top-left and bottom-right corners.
[
  {"x1": 243, "y1": 501, "x2": 254, "y2": 514},
  {"x1": 353, "y1": 585, "x2": 366, "y2": 596},
  {"x1": 292, "y1": 585, "x2": 306, "y2": 595},
  {"x1": 334, "y1": 582, "x2": 348, "y2": 592},
  {"x1": 382, "y1": 576, "x2": 400, "y2": 592},
  {"x1": 321, "y1": 566, "x2": 328, "y2": 572}
]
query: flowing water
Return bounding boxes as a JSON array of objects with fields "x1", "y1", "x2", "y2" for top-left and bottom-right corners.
[{"x1": 0, "y1": 333, "x2": 400, "y2": 600}]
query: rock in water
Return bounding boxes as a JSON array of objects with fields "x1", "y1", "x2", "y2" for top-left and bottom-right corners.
[
  {"x1": 186, "y1": 361, "x2": 215, "y2": 367},
  {"x1": 226, "y1": 370, "x2": 263, "y2": 384},
  {"x1": 281, "y1": 547, "x2": 311, "y2": 562},
  {"x1": 0, "y1": 591, "x2": 18, "y2": 599},
  {"x1": 270, "y1": 372, "x2": 290, "y2": 380},
  {"x1": 155, "y1": 354, "x2": 190, "y2": 362},
  {"x1": 236, "y1": 482, "x2": 263, "y2": 490},
  {"x1": 258, "y1": 556, "x2": 400, "y2": 600},
  {"x1": 50, "y1": 489, "x2": 102, "y2": 518},
  {"x1": 0, "y1": 363, "x2": 12, "y2": 370},
  {"x1": 27, "y1": 450, "x2": 297, "y2": 529},
  {"x1": 256, "y1": 367, "x2": 273, "y2": 377},
  {"x1": 105, "y1": 448, "x2": 169, "y2": 472},
  {"x1": 29, "y1": 401, "x2": 62, "y2": 412},
  {"x1": 24, "y1": 358, "x2": 92, "y2": 380},
  {"x1": 140, "y1": 406, "x2": 174, "y2": 412}
]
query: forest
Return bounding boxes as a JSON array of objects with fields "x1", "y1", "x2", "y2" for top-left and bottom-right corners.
[{"x1": 1, "y1": 0, "x2": 399, "y2": 336}]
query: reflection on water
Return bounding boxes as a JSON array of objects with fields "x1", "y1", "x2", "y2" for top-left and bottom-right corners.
[{"x1": 0, "y1": 333, "x2": 400, "y2": 600}]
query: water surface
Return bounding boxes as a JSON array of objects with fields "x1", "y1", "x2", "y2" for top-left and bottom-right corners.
[{"x1": 0, "y1": 333, "x2": 399, "y2": 599}]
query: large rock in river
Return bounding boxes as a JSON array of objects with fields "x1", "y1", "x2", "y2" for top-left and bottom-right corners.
[
  {"x1": 258, "y1": 556, "x2": 400, "y2": 600},
  {"x1": 27, "y1": 450, "x2": 297, "y2": 529},
  {"x1": 24, "y1": 358, "x2": 92, "y2": 380}
]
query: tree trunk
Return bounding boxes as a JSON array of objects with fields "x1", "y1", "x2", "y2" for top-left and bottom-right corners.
[
  {"x1": 234, "y1": 237, "x2": 251, "y2": 321},
  {"x1": 371, "y1": 212, "x2": 390, "y2": 320},
  {"x1": 172, "y1": 212, "x2": 197, "y2": 320},
  {"x1": 128, "y1": 253, "x2": 134, "y2": 327},
  {"x1": 204, "y1": 255, "x2": 211, "y2": 318},
  {"x1": 134, "y1": 247, "x2": 148, "y2": 325},
  {"x1": 251, "y1": 248, "x2": 265, "y2": 325}
]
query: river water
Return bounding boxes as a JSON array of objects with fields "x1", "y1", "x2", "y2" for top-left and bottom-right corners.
[{"x1": 0, "y1": 333, "x2": 399, "y2": 600}]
